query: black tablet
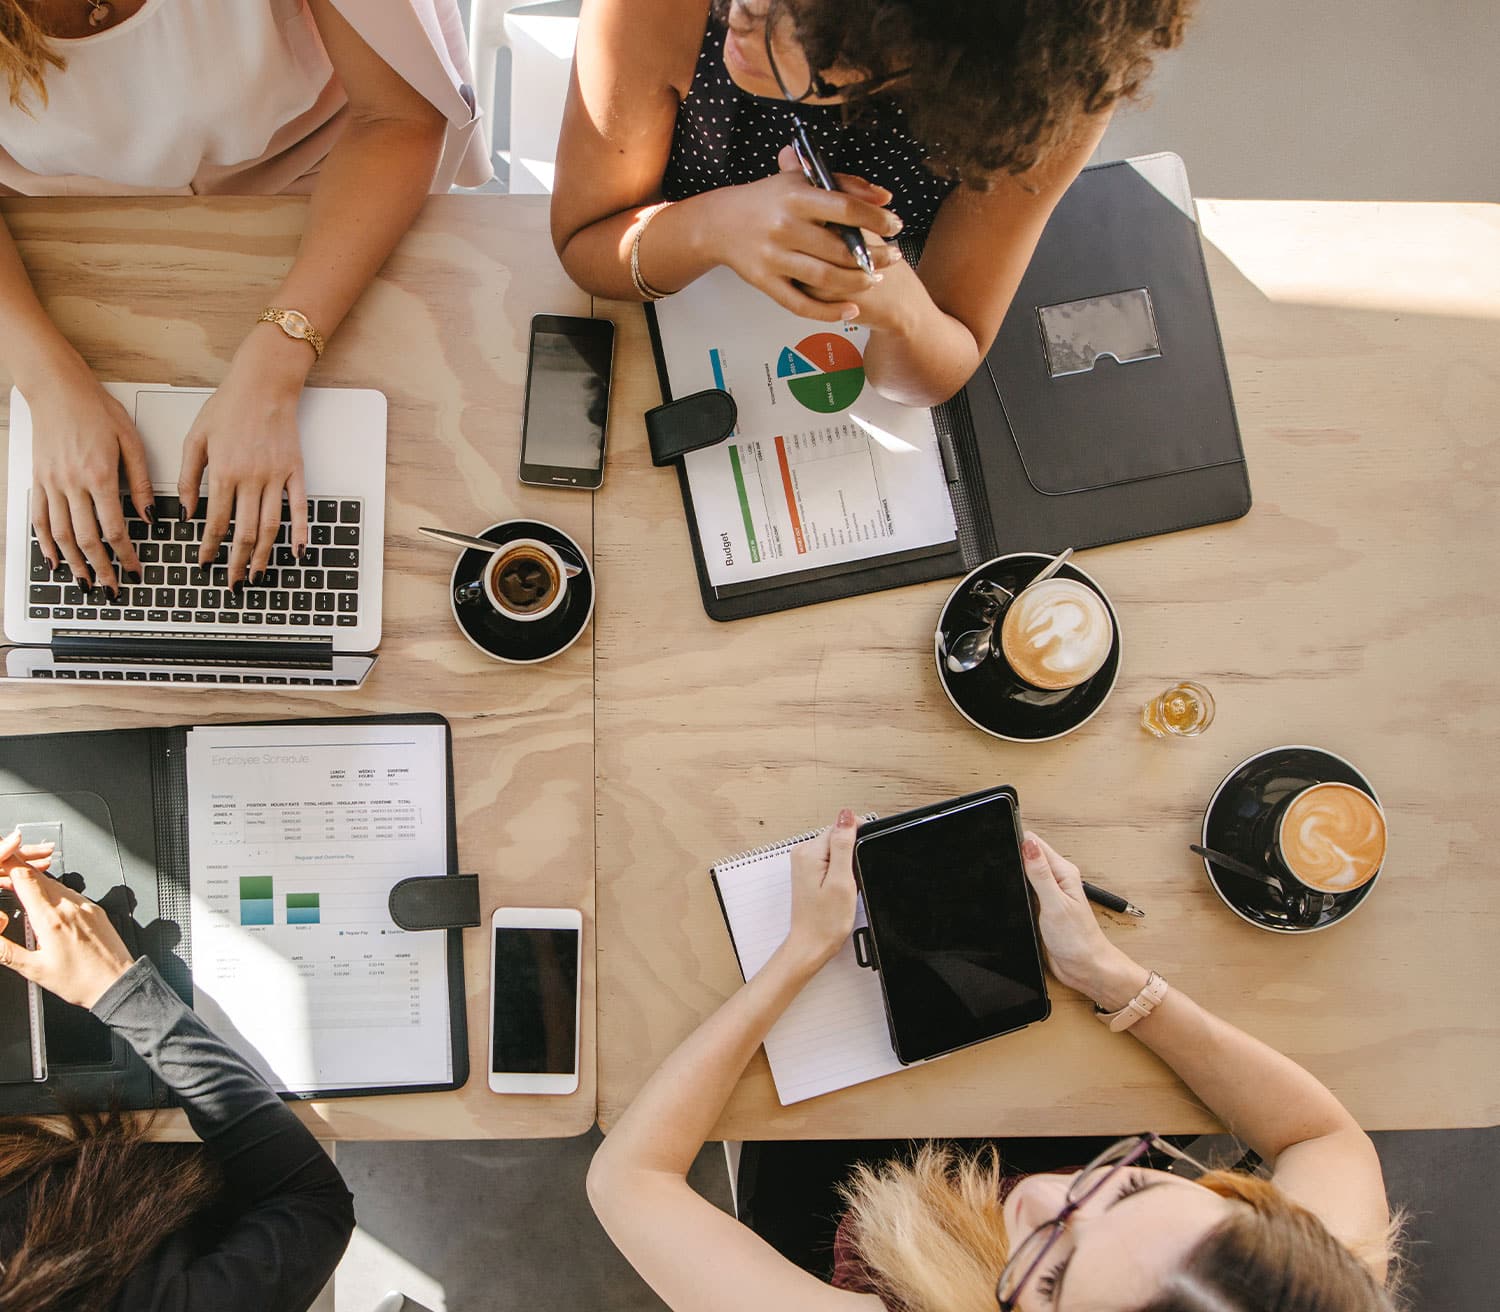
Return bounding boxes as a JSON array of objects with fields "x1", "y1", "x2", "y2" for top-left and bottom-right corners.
[{"x1": 852, "y1": 787, "x2": 1050, "y2": 1065}]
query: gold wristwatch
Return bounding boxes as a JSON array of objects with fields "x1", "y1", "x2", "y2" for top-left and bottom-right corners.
[{"x1": 258, "y1": 307, "x2": 325, "y2": 361}]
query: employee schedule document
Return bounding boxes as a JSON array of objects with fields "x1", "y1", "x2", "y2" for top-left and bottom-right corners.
[
  {"x1": 653, "y1": 267, "x2": 956, "y2": 589},
  {"x1": 185, "y1": 723, "x2": 452, "y2": 1094}
]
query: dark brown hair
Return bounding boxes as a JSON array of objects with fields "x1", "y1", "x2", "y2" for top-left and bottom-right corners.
[
  {"x1": 723, "y1": 0, "x2": 1194, "y2": 184},
  {"x1": 0, "y1": 1109, "x2": 221, "y2": 1312},
  {"x1": 0, "y1": 2, "x2": 66, "y2": 110}
]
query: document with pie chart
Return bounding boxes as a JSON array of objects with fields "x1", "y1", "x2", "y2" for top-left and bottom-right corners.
[{"x1": 652, "y1": 267, "x2": 956, "y2": 589}]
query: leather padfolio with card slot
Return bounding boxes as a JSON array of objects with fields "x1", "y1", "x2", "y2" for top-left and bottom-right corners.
[{"x1": 645, "y1": 152, "x2": 1251, "y2": 620}]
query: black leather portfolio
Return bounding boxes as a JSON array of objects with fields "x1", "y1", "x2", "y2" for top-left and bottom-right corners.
[
  {"x1": 0, "y1": 713, "x2": 472, "y2": 1115},
  {"x1": 645, "y1": 152, "x2": 1251, "y2": 621}
]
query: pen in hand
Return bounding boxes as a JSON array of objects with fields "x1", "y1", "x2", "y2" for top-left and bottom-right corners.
[
  {"x1": 1082, "y1": 881, "x2": 1145, "y2": 918},
  {"x1": 789, "y1": 123, "x2": 877, "y2": 277}
]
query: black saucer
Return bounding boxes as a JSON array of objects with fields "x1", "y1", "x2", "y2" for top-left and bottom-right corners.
[
  {"x1": 1201, "y1": 745, "x2": 1383, "y2": 934},
  {"x1": 448, "y1": 520, "x2": 593, "y2": 664},
  {"x1": 934, "y1": 554, "x2": 1121, "y2": 742}
]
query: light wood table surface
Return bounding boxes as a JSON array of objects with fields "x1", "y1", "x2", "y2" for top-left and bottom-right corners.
[
  {"x1": 0, "y1": 195, "x2": 596, "y2": 1139},
  {"x1": 593, "y1": 200, "x2": 1500, "y2": 1137}
]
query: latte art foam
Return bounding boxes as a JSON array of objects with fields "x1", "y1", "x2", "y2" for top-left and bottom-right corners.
[
  {"x1": 1278, "y1": 783, "x2": 1386, "y2": 892},
  {"x1": 998, "y1": 578, "x2": 1114, "y2": 691}
]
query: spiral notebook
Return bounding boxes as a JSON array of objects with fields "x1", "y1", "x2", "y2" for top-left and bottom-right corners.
[{"x1": 710, "y1": 817, "x2": 908, "y2": 1105}]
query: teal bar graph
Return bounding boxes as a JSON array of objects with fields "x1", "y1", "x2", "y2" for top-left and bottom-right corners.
[
  {"x1": 239, "y1": 876, "x2": 274, "y2": 926},
  {"x1": 286, "y1": 891, "x2": 321, "y2": 925}
]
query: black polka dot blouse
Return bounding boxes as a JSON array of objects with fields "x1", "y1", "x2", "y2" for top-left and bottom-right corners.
[{"x1": 661, "y1": 15, "x2": 957, "y2": 237}]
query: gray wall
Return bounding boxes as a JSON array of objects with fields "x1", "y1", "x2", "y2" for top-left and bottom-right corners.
[{"x1": 1097, "y1": 0, "x2": 1500, "y2": 200}]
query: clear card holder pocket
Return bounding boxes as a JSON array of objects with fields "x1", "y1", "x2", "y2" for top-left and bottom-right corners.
[{"x1": 1037, "y1": 288, "x2": 1162, "y2": 379}]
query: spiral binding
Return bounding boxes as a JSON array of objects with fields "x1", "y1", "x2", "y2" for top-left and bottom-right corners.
[{"x1": 713, "y1": 815, "x2": 878, "y2": 872}]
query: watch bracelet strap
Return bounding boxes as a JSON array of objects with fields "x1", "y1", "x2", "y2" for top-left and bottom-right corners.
[
  {"x1": 259, "y1": 307, "x2": 325, "y2": 360},
  {"x1": 1095, "y1": 970, "x2": 1168, "y2": 1032}
]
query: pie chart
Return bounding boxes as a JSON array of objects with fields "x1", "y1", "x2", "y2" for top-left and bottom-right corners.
[{"x1": 776, "y1": 332, "x2": 865, "y2": 413}]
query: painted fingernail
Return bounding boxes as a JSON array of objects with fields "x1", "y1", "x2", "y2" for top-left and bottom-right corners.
[
  {"x1": 837, "y1": 808, "x2": 855, "y2": 828},
  {"x1": 253, "y1": 571, "x2": 266, "y2": 587},
  {"x1": 143, "y1": 506, "x2": 156, "y2": 525},
  {"x1": 232, "y1": 580, "x2": 244, "y2": 594},
  {"x1": 1023, "y1": 837, "x2": 1041, "y2": 860}
]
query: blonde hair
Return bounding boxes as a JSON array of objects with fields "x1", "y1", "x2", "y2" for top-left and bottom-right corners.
[
  {"x1": 1, "y1": 2, "x2": 67, "y2": 111},
  {"x1": 837, "y1": 1145, "x2": 1403, "y2": 1312}
]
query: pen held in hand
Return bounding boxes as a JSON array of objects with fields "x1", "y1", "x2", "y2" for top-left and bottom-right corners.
[
  {"x1": 1082, "y1": 880, "x2": 1145, "y2": 918},
  {"x1": 790, "y1": 126, "x2": 876, "y2": 278}
]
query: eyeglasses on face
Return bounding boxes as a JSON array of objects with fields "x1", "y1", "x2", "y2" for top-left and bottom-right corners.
[
  {"x1": 746, "y1": 0, "x2": 911, "y2": 104},
  {"x1": 994, "y1": 1134, "x2": 1210, "y2": 1311}
]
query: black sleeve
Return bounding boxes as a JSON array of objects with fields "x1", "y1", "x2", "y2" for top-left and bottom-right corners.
[{"x1": 92, "y1": 957, "x2": 355, "y2": 1312}]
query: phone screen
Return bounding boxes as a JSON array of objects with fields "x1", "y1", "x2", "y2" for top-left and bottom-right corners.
[
  {"x1": 855, "y1": 794, "x2": 1048, "y2": 1063},
  {"x1": 491, "y1": 926, "x2": 581, "y2": 1075},
  {"x1": 521, "y1": 320, "x2": 613, "y2": 482}
]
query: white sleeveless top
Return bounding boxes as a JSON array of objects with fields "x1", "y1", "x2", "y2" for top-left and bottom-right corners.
[{"x1": 0, "y1": 0, "x2": 340, "y2": 193}]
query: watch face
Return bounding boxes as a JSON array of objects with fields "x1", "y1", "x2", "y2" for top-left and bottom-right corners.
[{"x1": 280, "y1": 310, "x2": 312, "y2": 338}]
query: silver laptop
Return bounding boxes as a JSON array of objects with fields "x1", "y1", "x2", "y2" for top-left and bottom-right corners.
[{"x1": 3, "y1": 383, "x2": 386, "y2": 689}]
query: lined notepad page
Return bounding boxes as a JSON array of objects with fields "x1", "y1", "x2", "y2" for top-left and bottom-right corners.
[{"x1": 713, "y1": 836, "x2": 904, "y2": 1105}]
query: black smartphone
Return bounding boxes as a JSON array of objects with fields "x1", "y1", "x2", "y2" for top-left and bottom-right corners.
[
  {"x1": 518, "y1": 314, "x2": 615, "y2": 491},
  {"x1": 853, "y1": 787, "x2": 1050, "y2": 1065}
]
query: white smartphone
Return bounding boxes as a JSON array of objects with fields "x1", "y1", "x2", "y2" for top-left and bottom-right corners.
[{"x1": 488, "y1": 906, "x2": 583, "y2": 1095}]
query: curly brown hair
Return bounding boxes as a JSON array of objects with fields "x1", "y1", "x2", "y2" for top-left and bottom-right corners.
[{"x1": 724, "y1": 0, "x2": 1194, "y2": 184}]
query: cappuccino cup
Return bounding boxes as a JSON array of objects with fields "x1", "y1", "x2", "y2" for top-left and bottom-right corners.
[
  {"x1": 462, "y1": 538, "x2": 581, "y2": 623},
  {"x1": 999, "y1": 577, "x2": 1115, "y2": 691},
  {"x1": 1273, "y1": 782, "x2": 1387, "y2": 894}
]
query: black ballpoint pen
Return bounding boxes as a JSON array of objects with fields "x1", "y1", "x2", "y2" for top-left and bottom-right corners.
[
  {"x1": 1082, "y1": 880, "x2": 1145, "y2": 918},
  {"x1": 789, "y1": 124, "x2": 877, "y2": 277}
]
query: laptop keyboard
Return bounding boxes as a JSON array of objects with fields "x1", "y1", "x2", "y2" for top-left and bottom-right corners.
[{"x1": 27, "y1": 495, "x2": 363, "y2": 631}]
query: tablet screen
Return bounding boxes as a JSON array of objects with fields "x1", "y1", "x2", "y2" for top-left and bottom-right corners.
[{"x1": 855, "y1": 793, "x2": 1048, "y2": 1063}]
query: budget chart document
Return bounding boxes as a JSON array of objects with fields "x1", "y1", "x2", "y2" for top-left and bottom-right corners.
[
  {"x1": 653, "y1": 266, "x2": 957, "y2": 589},
  {"x1": 185, "y1": 722, "x2": 453, "y2": 1094}
]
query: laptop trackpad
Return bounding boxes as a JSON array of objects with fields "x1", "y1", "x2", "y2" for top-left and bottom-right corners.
[{"x1": 133, "y1": 388, "x2": 211, "y2": 473}]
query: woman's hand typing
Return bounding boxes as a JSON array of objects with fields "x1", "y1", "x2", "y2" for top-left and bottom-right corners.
[
  {"x1": 178, "y1": 327, "x2": 310, "y2": 587},
  {"x1": 26, "y1": 360, "x2": 154, "y2": 593}
]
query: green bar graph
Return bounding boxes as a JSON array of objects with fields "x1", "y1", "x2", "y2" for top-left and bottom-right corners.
[
  {"x1": 239, "y1": 875, "x2": 274, "y2": 927},
  {"x1": 287, "y1": 891, "x2": 321, "y2": 925}
]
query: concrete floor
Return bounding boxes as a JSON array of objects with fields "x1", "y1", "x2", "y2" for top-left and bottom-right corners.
[{"x1": 332, "y1": 4, "x2": 1498, "y2": 1309}]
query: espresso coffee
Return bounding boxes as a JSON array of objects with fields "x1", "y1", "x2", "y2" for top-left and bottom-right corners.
[
  {"x1": 999, "y1": 578, "x2": 1114, "y2": 691},
  {"x1": 1277, "y1": 783, "x2": 1387, "y2": 893},
  {"x1": 491, "y1": 544, "x2": 561, "y2": 617}
]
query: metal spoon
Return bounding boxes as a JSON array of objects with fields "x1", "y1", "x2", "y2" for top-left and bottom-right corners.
[
  {"x1": 1189, "y1": 843, "x2": 1287, "y2": 894},
  {"x1": 419, "y1": 526, "x2": 512, "y2": 556},
  {"x1": 1026, "y1": 545, "x2": 1074, "y2": 590},
  {"x1": 420, "y1": 526, "x2": 581, "y2": 575},
  {"x1": 1191, "y1": 842, "x2": 1319, "y2": 923},
  {"x1": 943, "y1": 625, "x2": 996, "y2": 673}
]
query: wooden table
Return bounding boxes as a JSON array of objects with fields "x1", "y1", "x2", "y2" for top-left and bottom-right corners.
[
  {"x1": 0, "y1": 195, "x2": 596, "y2": 1139},
  {"x1": 593, "y1": 200, "x2": 1500, "y2": 1136}
]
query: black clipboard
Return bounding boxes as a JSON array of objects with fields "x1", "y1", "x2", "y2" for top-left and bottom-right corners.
[
  {"x1": 644, "y1": 152, "x2": 1251, "y2": 621},
  {"x1": 0, "y1": 713, "x2": 470, "y2": 1115}
]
